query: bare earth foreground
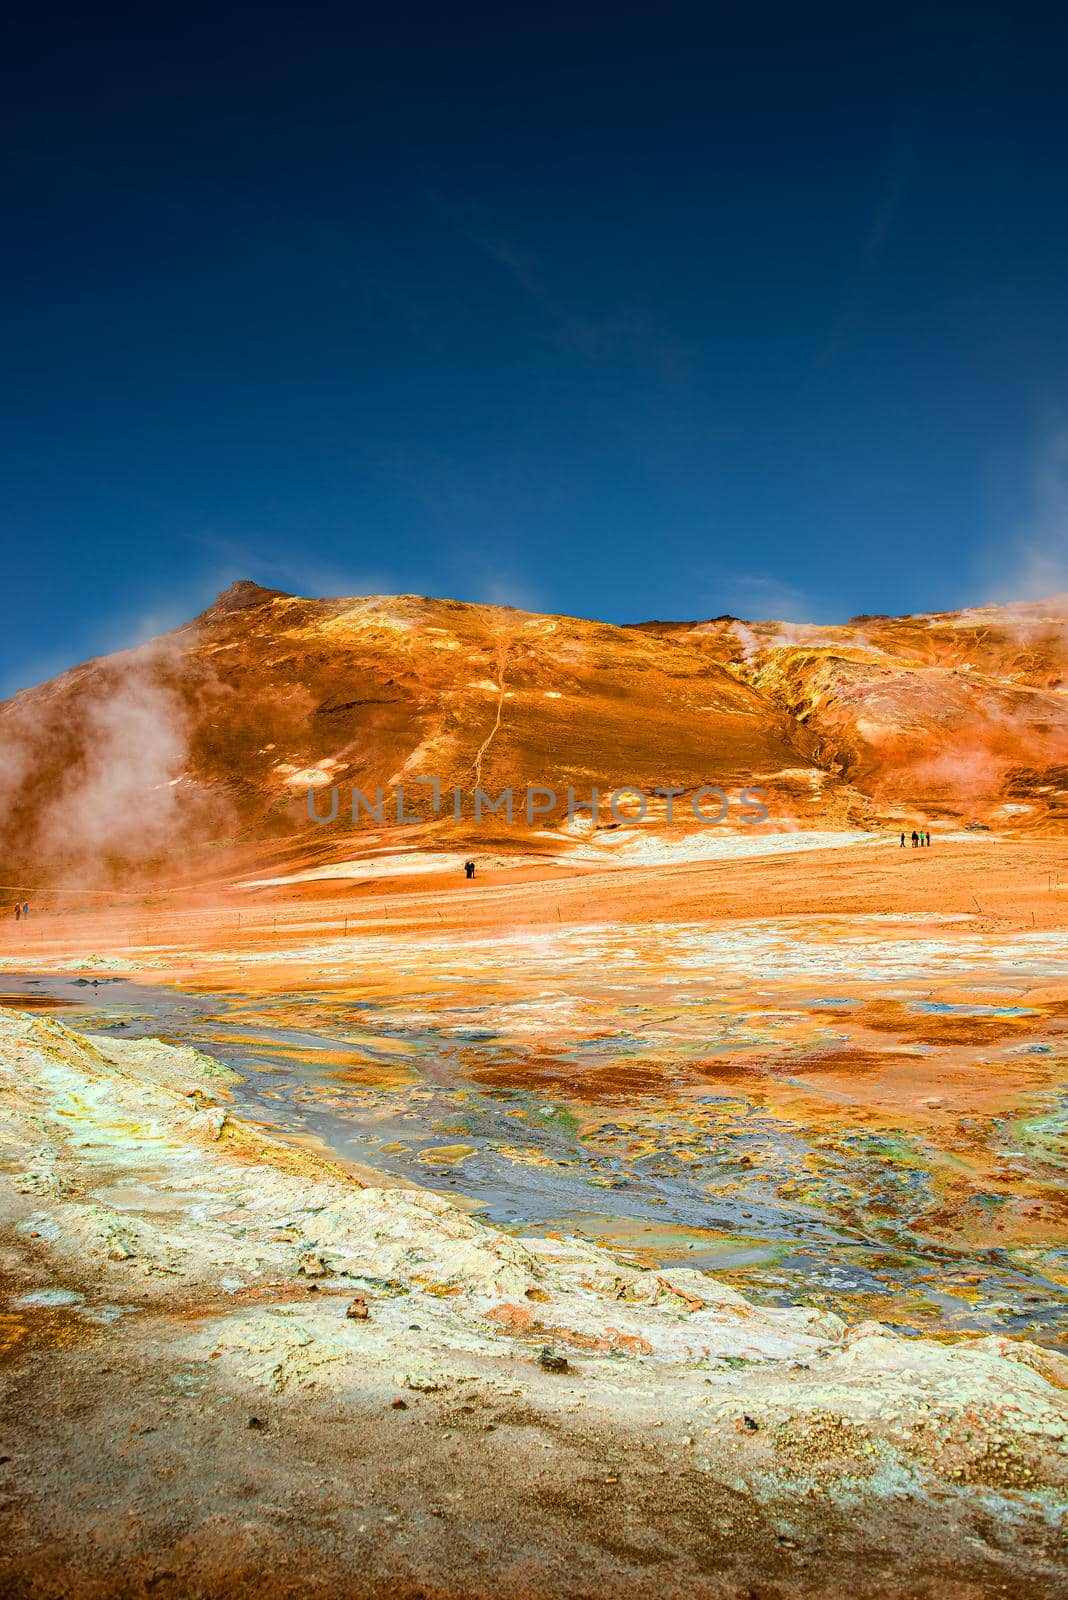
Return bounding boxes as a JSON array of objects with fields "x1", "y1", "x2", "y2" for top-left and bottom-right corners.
[{"x1": 1, "y1": 835, "x2": 1066, "y2": 1599}]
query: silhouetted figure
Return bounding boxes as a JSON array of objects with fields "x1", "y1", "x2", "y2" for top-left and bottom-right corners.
[
  {"x1": 464, "y1": 860, "x2": 475, "y2": 880},
  {"x1": 13, "y1": 903, "x2": 20, "y2": 922},
  {"x1": 925, "y1": 831, "x2": 931, "y2": 846},
  {"x1": 911, "y1": 830, "x2": 919, "y2": 847},
  {"x1": 900, "y1": 832, "x2": 906, "y2": 847}
]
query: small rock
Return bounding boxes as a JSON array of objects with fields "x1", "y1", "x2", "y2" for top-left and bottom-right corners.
[
  {"x1": 248, "y1": 1417, "x2": 266, "y2": 1430},
  {"x1": 391, "y1": 1399, "x2": 409, "y2": 1411},
  {"x1": 401, "y1": 1372, "x2": 443, "y2": 1392},
  {"x1": 297, "y1": 1252, "x2": 328, "y2": 1278},
  {"x1": 537, "y1": 1348, "x2": 570, "y2": 1374},
  {"x1": 346, "y1": 1296, "x2": 370, "y2": 1320},
  {"x1": 735, "y1": 1415, "x2": 760, "y2": 1433}
]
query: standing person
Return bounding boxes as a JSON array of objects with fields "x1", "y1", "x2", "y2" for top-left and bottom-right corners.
[
  {"x1": 900, "y1": 831, "x2": 906, "y2": 847},
  {"x1": 21, "y1": 901, "x2": 28, "y2": 920},
  {"x1": 13, "y1": 902, "x2": 20, "y2": 922},
  {"x1": 925, "y1": 830, "x2": 931, "y2": 846},
  {"x1": 911, "y1": 830, "x2": 919, "y2": 847}
]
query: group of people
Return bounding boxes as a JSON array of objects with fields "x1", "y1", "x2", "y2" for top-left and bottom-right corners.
[
  {"x1": 901, "y1": 830, "x2": 931, "y2": 847},
  {"x1": 12, "y1": 900, "x2": 30, "y2": 920}
]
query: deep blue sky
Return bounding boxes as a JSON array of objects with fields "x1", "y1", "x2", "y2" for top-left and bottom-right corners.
[{"x1": 3, "y1": 3, "x2": 1068, "y2": 694}]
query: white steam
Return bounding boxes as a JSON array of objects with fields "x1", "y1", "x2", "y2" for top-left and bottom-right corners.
[{"x1": 0, "y1": 638, "x2": 233, "y2": 884}]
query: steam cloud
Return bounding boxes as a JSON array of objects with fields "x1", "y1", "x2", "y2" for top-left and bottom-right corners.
[{"x1": 0, "y1": 639, "x2": 233, "y2": 887}]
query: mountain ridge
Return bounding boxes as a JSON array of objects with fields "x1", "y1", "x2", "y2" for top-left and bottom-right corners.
[{"x1": 0, "y1": 586, "x2": 1064, "y2": 886}]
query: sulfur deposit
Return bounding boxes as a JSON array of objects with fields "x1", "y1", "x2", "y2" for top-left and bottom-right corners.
[{"x1": 1, "y1": 1005, "x2": 1065, "y2": 1598}]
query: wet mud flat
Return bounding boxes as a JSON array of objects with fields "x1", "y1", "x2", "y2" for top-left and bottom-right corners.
[{"x1": 4, "y1": 912, "x2": 1066, "y2": 1345}]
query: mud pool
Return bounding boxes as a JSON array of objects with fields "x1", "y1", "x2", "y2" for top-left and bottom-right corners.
[{"x1": 3, "y1": 917, "x2": 1066, "y2": 1344}]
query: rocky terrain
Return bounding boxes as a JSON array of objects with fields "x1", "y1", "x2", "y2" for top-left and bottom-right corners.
[
  {"x1": 1, "y1": 1006, "x2": 1065, "y2": 1598},
  {"x1": 637, "y1": 597, "x2": 1068, "y2": 828}
]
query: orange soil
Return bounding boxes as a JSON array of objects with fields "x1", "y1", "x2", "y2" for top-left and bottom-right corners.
[{"x1": 3, "y1": 836, "x2": 1063, "y2": 972}]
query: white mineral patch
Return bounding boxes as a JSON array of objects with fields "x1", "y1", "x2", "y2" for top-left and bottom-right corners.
[
  {"x1": 0, "y1": 1007, "x2": 1064, "y2": 1497},
  {"x1": 571, "y1": 828, "x2": 878, "y2": 866}
]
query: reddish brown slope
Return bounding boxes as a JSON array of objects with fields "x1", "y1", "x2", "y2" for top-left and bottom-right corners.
[
  {"x1": 635, "y1": 596, "x2": 1068, "y2": 827},
  {"x1": 2, "y1": 585, "x2": 1064, "y2": 891}
]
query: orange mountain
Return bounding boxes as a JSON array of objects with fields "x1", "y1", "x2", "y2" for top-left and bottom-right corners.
[{"x1": 0, "y1": 582, "x2": 1064, "y2": 887}]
